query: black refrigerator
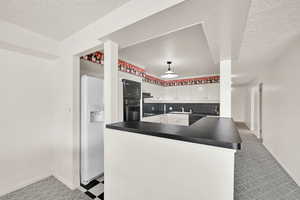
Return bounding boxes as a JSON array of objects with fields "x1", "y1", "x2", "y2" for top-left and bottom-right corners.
[{"x1": 122, "y1": 79, "x2": 141, "y2": 121}]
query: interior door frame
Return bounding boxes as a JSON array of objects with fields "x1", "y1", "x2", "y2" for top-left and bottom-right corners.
[{"x1": 259, "y1": 83, "x2": 263, "y2": 142}]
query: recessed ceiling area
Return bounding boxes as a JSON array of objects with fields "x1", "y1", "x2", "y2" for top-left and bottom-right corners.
[
  {"x1": 119, "y1": 24, "x2": 218, "y2": 78},
  {"x1": 0, "y1": 0, "x2": 130, "y2": 40}
]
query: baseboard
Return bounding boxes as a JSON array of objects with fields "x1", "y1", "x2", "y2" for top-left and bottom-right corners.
[
  {"x1": 52, "y1": 174, "x2": 77, "y2": 190},
  {"x1": 262, "y1": 142, "x2": 300, "y2": 187},
  {"x1": 0, "y1": 174, "x2": 51, "y2": 197}
]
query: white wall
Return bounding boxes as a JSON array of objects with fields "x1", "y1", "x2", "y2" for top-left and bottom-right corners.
[
  {"x1": 0, "y1": 20, "x2": 59, "y2": 59},
  {"x1": 237, "y1": 38, "x2": 300, "y2": 186},
  {"x1": 232, "y1": 87, "x2": 246, "y2": 122},
  {"x1": 258, "y1": 39, "x2": 300, "y2": 185},
  {"x1": 232, "y1": 86, "x2": 251, "y2": 126},
  {"x1": 0, "y1": 49, "x2": 56, "y2": 195}
]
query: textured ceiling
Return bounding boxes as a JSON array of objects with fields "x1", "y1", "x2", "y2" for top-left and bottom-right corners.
[
  {"x1": 119, "y1": 24, "x2": 218, "y2": 78},
  {"x1": 0, "y1": 0, "x2": 130, "y2": 40},
  {"x1": 235, "y1": 0, "x2": 300, "y2": 81}
]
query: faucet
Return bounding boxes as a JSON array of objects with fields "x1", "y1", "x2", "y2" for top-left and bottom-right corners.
[
  {"x1": 215, "y1": 106, "x2": 219, "y2": 115},
  {"x1": 181, "y1": 107, "x2": 184, "y2": 112}
]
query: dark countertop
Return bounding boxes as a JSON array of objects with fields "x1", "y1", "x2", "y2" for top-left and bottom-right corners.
[{"x1": 106, "y1": 117, "x2": 241, "y2": 150}]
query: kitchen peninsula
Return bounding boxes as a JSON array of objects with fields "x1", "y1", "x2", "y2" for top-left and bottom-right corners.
[{"x1": 104, "y1": 117, "x2": 241, "y2": 200}]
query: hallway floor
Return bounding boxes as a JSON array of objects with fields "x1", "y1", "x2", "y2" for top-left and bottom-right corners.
[
  {"x1": 1, "y1": 125, "x2": 300, "y2": 200},
  {"x1": 0, "y1": 176, "x2": 90, "y2": 200},
  {"x1": 234, "y1": 124, "x2": 300, "y2": 200}
]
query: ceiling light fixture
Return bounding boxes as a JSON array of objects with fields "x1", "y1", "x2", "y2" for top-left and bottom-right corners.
[{"x1": 161, "y1": 61, "x2": 179, "y2": 79}]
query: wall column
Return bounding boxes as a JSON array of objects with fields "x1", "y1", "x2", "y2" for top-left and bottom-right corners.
[
  {"x1": 220, "y1": 59, "x2": 232, "y2": 118},
  {"x1": 104, "y1": 40, "x2": 119, "y2": 124}
]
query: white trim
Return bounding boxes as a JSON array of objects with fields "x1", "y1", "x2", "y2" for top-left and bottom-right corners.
[
  {"x1": 73, "y1": 56, "x2": 81, "y2": 189},
  {"x1": 220, "y1": 60, "x2": 231, "y2": 118}
]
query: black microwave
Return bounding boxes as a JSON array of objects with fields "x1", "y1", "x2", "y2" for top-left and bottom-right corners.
[{"x1": 122, "y1": 79, "x2": 141, "y2": 99}]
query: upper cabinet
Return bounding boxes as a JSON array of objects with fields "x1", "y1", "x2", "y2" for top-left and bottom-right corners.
[
  {"x1": 165, "y1": 87, "x2": 178, "y2": 100},
  {"x1": 205, "y1": 83, "x2": 220, "y2": 102},
  {"x1": 189, "y1": 85, "x2": 207, "y2": 101},
  {"x1": 142, "y1": 82, "x2": 165, "y2": 100},
  {"x1": 143, "y1": 82, "x2": 220, "y2": 103}
]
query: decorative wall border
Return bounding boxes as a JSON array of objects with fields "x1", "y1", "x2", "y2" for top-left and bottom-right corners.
[
  {"x1": 81, "y1": 51, "x2": 104, "y2": 64},
  {"x1": 81, "y1": 51, "x2": 146, "y2": 78},
  {"x1": 164, "y1": 76, "x2": 219, "y2": 86},
  {"x1": 143, "y1": 74, "x2": 166, "y2": 86},
  {"x1": 118, "y1": 60, "x2": 145, "y2": 78},
  {"x1": 81, "y1": 51, "x2": 220, "y2": 86}
]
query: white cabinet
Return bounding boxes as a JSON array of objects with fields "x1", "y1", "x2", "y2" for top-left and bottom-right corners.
[
  {"x1": 189, "y1": 85, "x2": 205, "y2": 101},
  {"x1": 142, "y1": 114, "x2": 189, "y2": 126},
  {"x1": 142, "y1": 82, "x2": 220, "y2": 103},
  {"x1": 142, "y1": 83, "x2": 165, "y2": 101},
  {"x1": 160, "y1": 115, "x2": 168, "y2": 124},
  {"x1": 206, "y1": 83, "x2": 219, "y2": 101},
  {"x1": 164, "y1": 87, "x2": 178, "y2": 100},
  {"x1": 166, "y1": 114, "x2": 189, "y2": 126},
  {"x1": 177, "y1": 86, "x2": 190, "y2": 101},
  {"x1": 142, "y1": 115, "x2": 161, "y2": 123},
  {"x1": 190, "y1": 84, "x2": 219, "y2": 102}
]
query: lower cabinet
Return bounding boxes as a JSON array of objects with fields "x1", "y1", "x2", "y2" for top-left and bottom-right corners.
[
  {"x1": 160, "y1": 115, "x2": 168, "y2": 124},
  {"x1": 166, "y1": 114, "x2": 189, "y2": 126},
  {"x1": 142, "y1": 114, "x2": 189, "y2": 126}
]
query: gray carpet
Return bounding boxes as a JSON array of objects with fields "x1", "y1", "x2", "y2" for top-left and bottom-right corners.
[
  {"x1": 1, "y1": 125, "x2": 300, "y2": 200},
  {"x1": 235, "y1": 125, "x2": 300, "y2": 200},
  {"x1": 0, "y1": 176, "x2": 90, "y2": 200}
]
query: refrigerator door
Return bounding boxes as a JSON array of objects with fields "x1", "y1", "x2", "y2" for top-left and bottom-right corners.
[{"x1": 81, "y1": 75, "x2": 104, "y2": 184}]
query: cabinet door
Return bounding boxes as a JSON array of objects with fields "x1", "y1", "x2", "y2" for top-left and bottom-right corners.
[
  {"x1": 178, "y1": 86, "x2": 190, "y2": 101},
  {"x1": 206, "y1": 83, "x2": 220, "y2": 102},
  {"x1": 165, "y1": 87, "x2": 178, "y2": 100},
  {"x1": 142, "y1": 115, "x2": 161, "y2": 123},
  {"x1": 156, "y1": 85, "x2": 165, "y2": 100},
  {"x1": 160, "y1": 115, "x2": 168, "y2": 124},
  {"x1": 142, "y1": 83, "x2": 165, "y2": 101},
  {"x1": 166, "y1": 114, "x2": 189, "y2": 126},
  {"x1": 190, "y1": 85, "x2": 206, "y2": 101}
]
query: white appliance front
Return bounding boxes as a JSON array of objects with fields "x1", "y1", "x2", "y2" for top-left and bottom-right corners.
[{"x1": 81, "y1": 75, "x2": 104, "y2": 184}]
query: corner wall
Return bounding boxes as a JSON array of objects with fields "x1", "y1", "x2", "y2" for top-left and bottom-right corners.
[
  {"x1": 0, "y1": 49, "x2": 57, "y2": 195},
  {"x1": 232, "y1": 86, "x2": 250, "y2": 124}
]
